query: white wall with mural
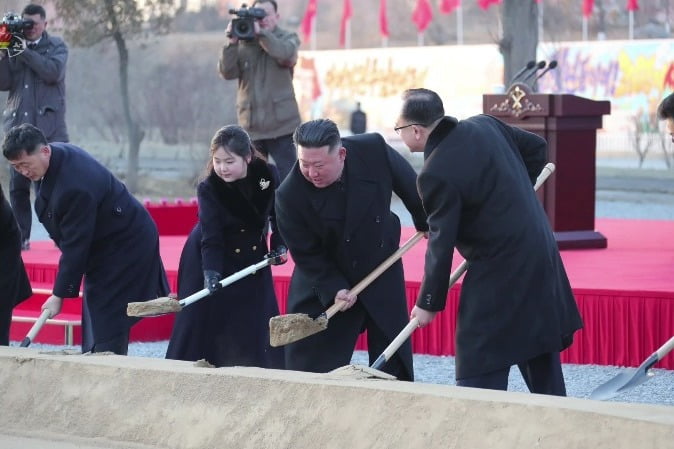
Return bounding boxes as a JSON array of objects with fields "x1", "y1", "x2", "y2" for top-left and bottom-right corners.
[{"x1": 295, "y1": 39, "x2": 674, "y2": 160}]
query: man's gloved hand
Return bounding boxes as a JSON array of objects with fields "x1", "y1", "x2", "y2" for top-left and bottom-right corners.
[
  {"x1": 203, "y1": 270, "x2": 222, "y2": 294},
  {"x1": 266, "y1": 246, "x2": 288, "y2": 265}
]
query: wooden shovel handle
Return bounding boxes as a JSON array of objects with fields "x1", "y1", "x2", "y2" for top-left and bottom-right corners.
[
  {"x1": 20, "y1": 309, "x2": 51, "y2": 347},
  {"x1": 324, "y1": 231, "x2": 425, "y2": 320},
  {"x1": 656, "y1": 336, "x2": 674, "y2": 361}
]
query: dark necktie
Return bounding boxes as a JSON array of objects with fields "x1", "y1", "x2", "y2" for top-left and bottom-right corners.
[{"x1": 27, "y1": 42, "x2": 37, "y2": 49}]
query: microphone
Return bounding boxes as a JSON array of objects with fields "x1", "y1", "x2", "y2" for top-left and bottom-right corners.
[
  {"x1": 509, "y1": 60, "x2": 536, "y2": 85},
  {"x1": 530, "y1": 60, "x2": 558, "y2": 87},
  {"x1": 521, "y1": 60, "x2": 547, "y2": 84}
]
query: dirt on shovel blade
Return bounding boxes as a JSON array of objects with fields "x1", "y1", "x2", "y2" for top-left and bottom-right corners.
[
  {"x1": 269, "y1": 313, "x2": 328, "y2": 347},
  {"x1": 327, "y1": 364, "x2": 397, "y2": 380},
  {"x1": 126, "y1": 297, "x2": 182, "y2": 317}
]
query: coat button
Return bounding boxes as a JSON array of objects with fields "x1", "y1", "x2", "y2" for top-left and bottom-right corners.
[
  {"x1": 379, "y1": 241, "x2": 384, "y2": 248},
  {"x1": 375, "y1": 216, "x2": 381, "y2": 223},
  {"x1": 235, "y1": 248, "x2": 241, "y2": 253},
  {"x1": 240, "y1": 229, "x2": 245, "y2": 232},
  {"x1": 252, "y1": 245, "x2": 257, "y2": 251}
]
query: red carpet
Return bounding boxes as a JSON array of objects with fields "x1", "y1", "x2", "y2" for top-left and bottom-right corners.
[{"x1": 14, "y1": 218, "x2": 674, "y2": 370}]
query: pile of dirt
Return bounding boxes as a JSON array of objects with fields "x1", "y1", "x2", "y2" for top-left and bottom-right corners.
[{"x1": 1, "y1": 347, "x2": 673, "y2": 449}]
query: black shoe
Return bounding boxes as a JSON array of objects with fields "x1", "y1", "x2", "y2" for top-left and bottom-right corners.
[{"x1": 21, "y1": 239, "x2": 30, "y2": 251}]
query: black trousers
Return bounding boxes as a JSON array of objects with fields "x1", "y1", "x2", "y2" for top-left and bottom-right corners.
[
  {"x1": 456, "y1": 351, "x2": 567, "y2": 396},
  {"x1": 253, "y1": 134, "x2": 297, "y2": 181},
  {"x1": 284, "y1": 301, "x2": 412, "y2": 381},
  {"x1": 9, "y1": 169, "x2": 32, "y2": 242}
]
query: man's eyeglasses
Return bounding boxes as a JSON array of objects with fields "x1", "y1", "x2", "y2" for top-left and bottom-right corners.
[{"x1": 394, "y1": 123, "x2": 423, "y2": 135}]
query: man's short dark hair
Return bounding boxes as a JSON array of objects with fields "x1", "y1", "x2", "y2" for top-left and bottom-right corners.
[
  {"x1": 293, "y1": 119, "x2": 341, "y2": 153},
  {"x1": 2, "y1": 123, "x2": 48, "y2": 160},
  {"x1": 657, "y1": 92, "x2": 674, "y2": 120},
  {"x1": 252, "y1": 0, "x2": 278, "y2": 12},
  {"x1": 22, "y1": 4, "x2": 46, "y2": 19},
  {"x1": 400, "y1": 88, "x2": 445, "y2": 126}
]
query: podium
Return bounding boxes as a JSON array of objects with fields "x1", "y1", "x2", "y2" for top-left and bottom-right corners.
[{"x1": 483, "y1": 85, "x2": 610, "y2": 249}]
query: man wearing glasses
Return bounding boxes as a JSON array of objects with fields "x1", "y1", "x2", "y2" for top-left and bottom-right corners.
[{"x1": 396, "y1": 88, "x2": 582, "y2": 395}]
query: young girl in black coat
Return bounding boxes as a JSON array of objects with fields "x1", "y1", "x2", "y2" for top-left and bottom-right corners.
[{"x1": 165, "y1": 125, "x2": 285, "y2": 368}]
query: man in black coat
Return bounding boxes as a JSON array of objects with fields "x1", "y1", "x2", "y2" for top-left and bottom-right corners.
[
  {"x1": 275, "y1": 118, "x2": 428, "y2": 380},
  {"x1": 2, "y1": 123, "x2": 169, "y2": 354},
  {"x1": 397, "y1": 88, "x2": 583, "y2": 395},
  {"x1": 0, "y1": 183, "x2": 32, "y2": 345}
]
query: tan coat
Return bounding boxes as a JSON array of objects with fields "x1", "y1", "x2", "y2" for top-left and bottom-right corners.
[{"x1": 219, "y1": 26, "x2": 301, "y2": 140}]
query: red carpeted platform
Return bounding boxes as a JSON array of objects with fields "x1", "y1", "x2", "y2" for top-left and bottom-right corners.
[{"x1": 15, "y1": 218, "x2": 674, "y2": 370}]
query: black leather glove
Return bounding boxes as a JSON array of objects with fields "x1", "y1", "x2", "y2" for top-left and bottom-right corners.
[{"x1": 203, "y1": 270, "x2": 222, "y2": 294}]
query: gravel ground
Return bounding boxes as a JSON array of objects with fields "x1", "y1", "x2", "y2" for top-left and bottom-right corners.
[{"x1": 18, "y1": 342, "x2": 674, "y2": 407}]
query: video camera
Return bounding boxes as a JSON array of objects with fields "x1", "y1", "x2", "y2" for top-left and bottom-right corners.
[
  {"x1": 227, "y1": 3, "x2": 266, "y2": 41},
  {"x1": 0, "y1": 12, "x2": 35, "y2": 57}
]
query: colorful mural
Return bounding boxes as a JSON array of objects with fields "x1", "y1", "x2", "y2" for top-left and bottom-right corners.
[{"x1": 295, "y1": 39, "x2": 674, "y2": 144}]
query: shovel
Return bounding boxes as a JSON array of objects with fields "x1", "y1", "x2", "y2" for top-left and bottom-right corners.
[
  {"x1": 369, "y1": 161, "x2": 556, "y2": 371},
  {"x1": 370, "y1": 261, "x2": 468, "y2": 370},
  {"x1": 269, "y1": 231, "x2": 425, "y2": 347},
  {"x1": 588, "y1": 335, "x2": 674, "y2": 401},
  {"x1": 19, "y1": 309, "x2": 52, "y2": 348},
  {"x1": 127, "y1": 247, "x2": 288, "y2": 317}
]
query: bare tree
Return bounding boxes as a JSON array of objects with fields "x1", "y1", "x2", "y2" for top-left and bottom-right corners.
[
  {"x1": 499, "y1": 0, "x2": 539, "y2": 87},
  {"x1": 52, "y1": 0, "x2": 182, "y2": 193}
]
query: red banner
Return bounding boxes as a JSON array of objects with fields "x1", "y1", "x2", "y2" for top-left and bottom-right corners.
[
  {"x1": 583, "y1": 0, "x2": 594, "y2": 17},
  {"x1": 440, "y1": 0, "x2": 460, "y2": 14},
  {"x1": 301, "y1": 0, "x2": 317, "y2": 42},
  {"x1": 380, "y1": 0, "x2": 389, "y2": 38},
  {"x1": 412, "y1": 0, "x2": 433, "y2": 33},
  {"x1": 477, "y1": 0, "x2": 501, "y2": 10},
  {"x1": 339, "y1": 0, "x2": 352, "y2": 47},
  {"x1": 627, "y1": 0, "x2": 639, "y2": 11}
]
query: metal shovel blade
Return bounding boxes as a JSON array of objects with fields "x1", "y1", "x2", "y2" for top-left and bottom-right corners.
[
  {"x1": 327, "y1": 364, "x2": 396, "y2": 380},
  {"x1": 269, "y1": 313, "x2": 328, "y2": 347},
  {"x1": 588, "y1": 354, "x2": 657, "y2": 401}
]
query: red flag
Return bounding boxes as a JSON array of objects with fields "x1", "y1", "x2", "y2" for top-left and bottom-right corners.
[
  {"x1": 412, "y1": 0, "x2": 433, "y2": 33},
  {"x1": 440, "y1": 0, "x2": 460, "y2": 14},
  {"x1": 339, "y1": 0, "x2": 352, "y2": 47},
  {"x1": 627, "y1": 0, "x2": 638, "y2": 11},
  {"x1": 477, "y1": 0, "x2": 501, "y2": 10},
  {"x1": 380, "y1": 0, "x2": 389, "y2": 38},
  {"x1": 301, "y1": 0, "x2": 317, "y2": 42},
  {"x1": 582, "y1": 0, "x2": 594, "y2": 17}
]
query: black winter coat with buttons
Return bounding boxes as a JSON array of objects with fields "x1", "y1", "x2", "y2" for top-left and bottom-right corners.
[
  {"x1": 275, "y1": 133, "x2": 428, "y2": 379},
  {"x1": 35, "y1": 143, "x2": 169, "y2": 350},
  {"x1": 165, "y1": 158, "x2": 285, "y2": 368}
]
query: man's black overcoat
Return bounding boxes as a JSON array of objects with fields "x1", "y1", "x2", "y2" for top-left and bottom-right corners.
[
  {"x1": 35, "y1": 144, "x2": 169, "y2": 351},
  {"x1": 275, "y1": 133, "x2": 428, "y2": 379},
  {"x1": 416, "y1": 115, "x2": 583, "y2": 379}
]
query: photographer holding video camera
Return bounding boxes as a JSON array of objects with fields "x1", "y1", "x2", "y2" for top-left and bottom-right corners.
[
  {"x1": 0, "y1": 4, "x2": 69, "y2": 251},
  {"x1": 218, "y1": 0, "x2": 301, "y2": 181}
]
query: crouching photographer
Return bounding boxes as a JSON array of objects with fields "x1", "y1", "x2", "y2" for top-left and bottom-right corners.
[
  {"x1": 218, "y1": 0, "x2": 301, "y2": 181},
  {"x1": 0, "y1": 4, "x2": 69, "y2": 251}
]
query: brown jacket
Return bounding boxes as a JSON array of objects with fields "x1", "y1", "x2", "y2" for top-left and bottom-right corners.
[{"x1": 218, "y1": 26, "x2": 301, "y2": 140}]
